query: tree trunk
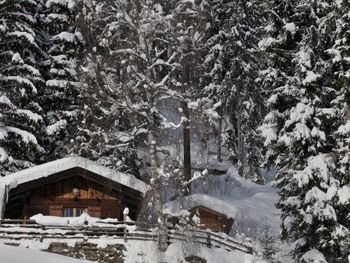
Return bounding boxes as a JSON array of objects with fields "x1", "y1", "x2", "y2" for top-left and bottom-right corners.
[
  {"x1": 182, "y1": 100, "x2": 191, "y2": 196},
  {"x1": 217, "y1": 107, "x2": 223, "y2": 163},
  {"x1": 148, "y1": 114, "x2": 168, "y2": 252},
  {"x1": 237, "y1": 99, "x2": 244, "y2": 177}
]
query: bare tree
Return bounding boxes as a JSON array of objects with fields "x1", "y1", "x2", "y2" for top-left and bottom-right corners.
[{"x1": 76, "y1": 0, "x2": 197, "y2": 251}]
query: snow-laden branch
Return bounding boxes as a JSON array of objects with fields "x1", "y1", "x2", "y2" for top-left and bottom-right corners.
[
  {"x1": 185, "y1": 169, "x2": 208, "y2": 185},
  {"x1": 111, "y1": 49, "x2": 148, "y2": 63}
]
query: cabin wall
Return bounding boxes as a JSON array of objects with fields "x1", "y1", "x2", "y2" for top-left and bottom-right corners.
[
  {"x1": 26, "y1": 199, "x2": 121, "y2": 218},
  {"x1": 12, "y1": 176, "x2": 124, "y2": 220},
  {"x1": 190, "y1": 207, "x2": 233, "y2": 234}
]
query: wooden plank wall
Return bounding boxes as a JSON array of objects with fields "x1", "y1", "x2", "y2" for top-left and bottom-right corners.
[
  {"x1": 24, "y1": 176, "x2": 123, "y2": 219},
  {"x1": 190, "y1": 207, "x2": 234, "y2": 234}
]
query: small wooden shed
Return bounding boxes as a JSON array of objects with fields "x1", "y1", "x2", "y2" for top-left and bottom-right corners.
[
  {"x1": 0, "y1": 157, "x2": 148, "y2": 221},
  {"x1": 164, "y1": 194, "x2": 236, "y2": 234}
]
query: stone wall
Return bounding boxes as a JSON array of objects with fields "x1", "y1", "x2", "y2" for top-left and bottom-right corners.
[
  {"x1": 45, "y1": 242, "x2": 126, "y2": 263},
  {"x1": 45, "y1": 242, "x2": 207, "y2": 263}
]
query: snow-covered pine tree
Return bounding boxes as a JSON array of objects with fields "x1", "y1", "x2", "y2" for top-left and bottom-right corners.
[
  {"x1": 259, "y1": 223, "x2": 279, "y2": 261},
  {"x1": 196, "y1": 0, "x2": 227, "y2": 168},
  {"x1": 42, "y1": 0, "x2": 83, "y2": 159},
  {"x1": 73, "y1": 0, "x2": 143, "y2": 175},
  {"x1": 0, "y1": 0, "x2": 46, "y2": 175},
  {"x1": 201, "y1": 0, "x2": 266, "y2": 183},
  {"x1": 326, "y1": 1, "x2": 350, "y2": 260},
  {"x1": 260, "y1": 1, "x2": 347, "y2": 261}
]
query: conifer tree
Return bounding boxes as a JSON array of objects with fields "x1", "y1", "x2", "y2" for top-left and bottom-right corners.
[
  {"x1": 0, "y1": 0, "x2": 46, "y2": 175},
  {"x1": 72, "y1": 0, "x2": 143, "y2": 175},
  {"x1": 260, "y1": 1, "x2": 349, "y2": 261},
  {"x1": 201, "y1": 0, "x2": 266, "y2": 182},
  {"x1": 42, "y1": 0, "x2": 83, "y2": 159},
  {"x1": 327, "y1": 1, "x2": 350, "y2": 260}
]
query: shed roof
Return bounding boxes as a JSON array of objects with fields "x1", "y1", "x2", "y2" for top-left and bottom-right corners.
[
  {"x1": 164, "y1": 194, "x2": 237, "y2": 219},
  {"x1": 0, "y1": 156, "x2": 149, "y2": 217}
]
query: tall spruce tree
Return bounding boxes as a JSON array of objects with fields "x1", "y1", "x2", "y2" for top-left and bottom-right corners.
[
  {"x1": 201, "y1": 0, "x2": 266, "y2": 182},
  {"x1": 73, "y1": 0, "x2": 142, "y2": 175},
  {"x1": 327, "y1": 1, "x2": 350, "y2": 260},
  {"x1": 260, "y1": 0, "x2": 350, "y2": 261},
  {"x1": 42, "y1": 0, "x2": 83, "y2": 159},
  {"x1": 0, "y1": 0, "x2": 46, "y2": 175}
]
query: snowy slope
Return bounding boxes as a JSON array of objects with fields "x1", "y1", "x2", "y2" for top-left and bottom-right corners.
[
  {"x1": 120, "y1": 240, "x2": 255, "y2": 263},
  {"x1": 0, "y1": 245, "x2": 92, "y2": 263},
  {"x1": 191, "y1": 166, "x2": 280, "y2": 229},
  {"x1": 0, "y1": 237, "x2": 257, "y2": 263},
  {"x1": 190, "y1": 166, "x2": 294, "y2": 262}
]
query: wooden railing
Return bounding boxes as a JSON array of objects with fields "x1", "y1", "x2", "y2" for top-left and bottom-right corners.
[{"x1": 0, "y1": 220, "x2": 252, "y2": 254}]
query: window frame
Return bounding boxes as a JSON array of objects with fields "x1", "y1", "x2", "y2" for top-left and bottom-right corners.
[{"x1": 63, "y1": 207, "x2": 86, "y2": 217}]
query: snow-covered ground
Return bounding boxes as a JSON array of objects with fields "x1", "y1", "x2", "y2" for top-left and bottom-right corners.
[
  {"x1": 0, "y1": 244, "x2": 92, "y2": 263},
  {"x1": 0, "y1": 237, "x2": 258, "y2": 263},
  {"x1": 122, "y1": 240, "x2": 255, "y2": 263}
]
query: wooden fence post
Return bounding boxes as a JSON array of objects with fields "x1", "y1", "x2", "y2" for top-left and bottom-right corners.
[
  {"x1": 206, "y1": 233, "x2": 211, "y2": 248},
  {"x1": 124, "y1": 226, "x2": 128, "y2": 243}
]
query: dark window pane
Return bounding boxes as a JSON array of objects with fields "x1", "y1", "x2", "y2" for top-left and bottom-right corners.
[
  {"x1": 76, "y1": 208, "x2": 83, "y2": 217},
  {"x1": 64, "y1": 207, "x2": 74, "y2": 217}
]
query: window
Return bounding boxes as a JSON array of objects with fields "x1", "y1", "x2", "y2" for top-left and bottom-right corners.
[{"x1": 63, "y1": 207, "x2": 85, "y2": 217}]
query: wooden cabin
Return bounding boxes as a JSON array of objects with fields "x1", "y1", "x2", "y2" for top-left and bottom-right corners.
[
  {"x1": 188, "y1": 206, "x2": 234, "y2": 234},
  {"x1": 0, "y1": 157, "x2": 148, "y2": 221},
  {"x1": 164, "y1": 194, "x2": 235, "y2": 235}
]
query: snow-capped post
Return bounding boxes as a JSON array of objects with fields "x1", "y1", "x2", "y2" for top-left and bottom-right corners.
[
  {"x1": 123, "y1": 207, "x2": 129, "y2": 242},
  {"x1": 243, "y1": 238, "x2": 253, "y2": 254},
  {"x1": 123, "y1": 207, "x2": 129, "y2": 221}
]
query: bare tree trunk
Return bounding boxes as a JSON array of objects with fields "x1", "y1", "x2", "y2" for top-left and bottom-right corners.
[
  {"x1": 182, "y1": 100, "x2": 191, "y2": 196},
  {"x1": 181, "y1": 35, "x2": 192, "y2": 195},
  {"x1": 148, "y1": 114, "x2": 168, "y2": 252},
  {"x1": 237, "y1": 99, "x2": 244, "y2": 177},
  {"x1": 217, "y1": 107, "x2": 223, "y2": 163}
]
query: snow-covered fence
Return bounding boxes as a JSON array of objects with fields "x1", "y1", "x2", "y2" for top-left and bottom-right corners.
[
  {"x1": 0, "y1": 220, "x2": 252, "y2": 254},
  {"x1": 168, "y1": 229, "x2": 252, "y2": 254}
]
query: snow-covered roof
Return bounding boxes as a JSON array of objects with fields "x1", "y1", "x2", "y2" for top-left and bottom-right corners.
[
  {"x1": 164, "y1": 194, "x2": 237, "y2": 219},
  {"x1": 0, "y1": 157, "x2": 149, "y2": 218}
]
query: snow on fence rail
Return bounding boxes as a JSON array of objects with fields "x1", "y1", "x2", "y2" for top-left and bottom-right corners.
[{"x1": 0, "y1": 220, "x2": 252, "y2": 254}]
